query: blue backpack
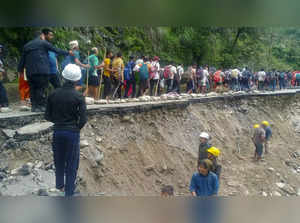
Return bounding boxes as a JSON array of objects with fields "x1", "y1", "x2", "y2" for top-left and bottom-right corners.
[
  {"x1": 124, "y1": 62, "x2": 133, "y2": 80},
  {"x1": 139, "y1": 63, "x2": 149, "y2": 80}
]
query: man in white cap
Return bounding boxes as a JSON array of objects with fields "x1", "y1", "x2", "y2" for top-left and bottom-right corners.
[
  {"x1": 198, "y1": 132, "x2": 211, "y2": 162},
  {"x1": 45, "y1": 64, "x2": 87, "y2": 197},
  {"x1": 66, "y1": 40, "x2": 90, "y2": 91}
]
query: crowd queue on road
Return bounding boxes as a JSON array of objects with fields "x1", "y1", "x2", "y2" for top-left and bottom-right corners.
[{"x1": 0, "y1": 29, "x2": 275, "y2": 197}]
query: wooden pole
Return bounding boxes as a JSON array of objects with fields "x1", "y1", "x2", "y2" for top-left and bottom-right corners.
[
  {"x1": 97, "y1": 47, "x2": 106, "y2": 100},
  {"x1": 84, "y1": 51, "x2": 90, "y2": 97}
]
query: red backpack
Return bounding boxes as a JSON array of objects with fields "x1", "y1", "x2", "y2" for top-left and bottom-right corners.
[
  {"x1": 214, "y1": 70, "x2": 222, "y2": 83},
  {"x1": 149, "y1": 63, "x2": 158, "y2": 79},
  {"x1": 163, "y1": 66, "x2": 171, "y2": 79}
]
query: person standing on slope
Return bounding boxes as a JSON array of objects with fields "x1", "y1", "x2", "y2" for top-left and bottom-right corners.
[
  {"x1": 261, "y1": 121, "x2": 272, "y2": 154},
  {"x1": 45, "y1": 64, "x2": 87, "y2": 197}
]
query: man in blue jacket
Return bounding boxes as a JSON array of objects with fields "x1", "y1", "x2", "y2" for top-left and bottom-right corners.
[
  {"x1": 190, "y1": 159, "x2": 219, "y2": 196},
  {"x1": 18, "y1": 28, "x2": 72, "y2": 112}
]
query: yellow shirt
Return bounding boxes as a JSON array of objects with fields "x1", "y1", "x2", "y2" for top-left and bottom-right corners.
[
  {"x1": 104, "y1": 58, "x2": 111, "y2": 77},
  {"x1": 112, "y1": 57, "x2": 124, "y2": 79}
]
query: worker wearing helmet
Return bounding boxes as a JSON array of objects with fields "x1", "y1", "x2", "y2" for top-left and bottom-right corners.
[
  {"x1": 261, "y1": 121, "x2": 272, "y2": 154},
  {"x1": 252, "y1": 124, "x2": 265, "y2": 161},
  {"x1": 198, "y1": 132, "x2": 211, "y2": 162},
  {"x1": 207, "y1": 147, "x2": 222, "y2": 179}
]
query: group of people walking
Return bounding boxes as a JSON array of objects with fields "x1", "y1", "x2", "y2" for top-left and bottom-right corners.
[
  {"x1": 0, "y1": 29, "x2": 276, "y2": 197},
  {"x1": 186, "y1": 66, "x2": 300, "y2": 94}
]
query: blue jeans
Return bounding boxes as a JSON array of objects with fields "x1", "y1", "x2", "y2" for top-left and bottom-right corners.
[
  {"x1": 230, "y1": 78, "x2": 239, "y2": 91},
  {"x1": 0, "y1": 81, "x2": 8, "y2": 107},
  {"x1": 279, "y1": 79, "x2": 285, "y2": 89},
  {"x1": 52, "y1": 130, "x2": 80, "y2": 197},
  {"x1": 269, "y1": 79, "x2": 276, "y2": 91}
]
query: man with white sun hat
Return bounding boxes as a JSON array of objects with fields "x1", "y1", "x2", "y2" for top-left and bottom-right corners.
[
  {"x1": 198, "y1": 132, "x2": 211, "y2": 162},
  {"x1": 45, "y1": 64, "x2": 87, "y2": 197}
]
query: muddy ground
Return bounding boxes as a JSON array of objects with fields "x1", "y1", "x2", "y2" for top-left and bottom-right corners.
[{"x1": 1, "y1": 94, "x2": 300, "y2": 196}]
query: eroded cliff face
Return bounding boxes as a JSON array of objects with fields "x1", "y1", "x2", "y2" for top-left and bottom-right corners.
[{"x1": 1, "y1": 94, "x2": 300, "y2": 196}]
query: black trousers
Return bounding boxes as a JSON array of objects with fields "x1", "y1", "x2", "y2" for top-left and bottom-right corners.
[
  {"x1": 124, "y1": 79, "x2": 136, "y2": 98},
  {"x1": 150, "y1": 79, "x2": 160, "y2": 96},
  {"x1": 111, "y1": 77, "x2": 121, "y2": 99},
  {"x1": 0, "y1": 81, "x2": 8, "y2": 107},
  {"x1": 48, "y1": 73, "x2": 61, "y2": 89},
  {"x1": 52, "y1": 130, "x2": 80, "y2": 197},
  {"x1": 103, "y1": 75, "x2": 111, "y2": 99},
  {"x1": 137, "y1": 79, "x2": 147, "y2": 97},
  {"x1": 166, "y1": 79, "x2": 174, "y2": 93},
  {"x1": 27, "y1": 73, "x2": 49, "y2": 108}
]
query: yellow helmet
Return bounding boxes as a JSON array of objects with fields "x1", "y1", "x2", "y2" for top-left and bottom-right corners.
[
  {"x1": 207, "y1": 147, "x2": 220, "y2": 157},
  {"x1": 253, "y1": 124, "x2": 260, "y2": 129},
  {"x1": 261, "y1": 121, "x2": 270, "y2": 126}
]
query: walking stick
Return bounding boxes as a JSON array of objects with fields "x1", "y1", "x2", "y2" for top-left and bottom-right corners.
[
  {"x1": 84, "y1": 51, "x2": 90, "y2": 96},
  {"x1": 112, "y1": 81, "x2": 122, "y2": 99},
  {"x1": 97, "y1": 47, "x2": 106, "y2": 100},
  {"x1": 154, "y1": 79, "x2": 160, "y2": 96}
]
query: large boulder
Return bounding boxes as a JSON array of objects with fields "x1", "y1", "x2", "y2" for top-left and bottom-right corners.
[{"x1": 16, "y1": 122, "x2": 53, "y2": 137}]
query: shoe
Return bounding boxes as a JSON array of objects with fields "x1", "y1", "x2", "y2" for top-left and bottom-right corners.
[
  {"x1": 39, "y1": 106, "x2": 46, "y2": 112},
  {"x1": 0, "y1": 107, "x2": 12, "y2": 113},
  {"x1": 31, "y1": 107, "x2": 42, "y2": 113}
]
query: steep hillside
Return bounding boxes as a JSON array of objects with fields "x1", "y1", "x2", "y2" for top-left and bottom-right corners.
[{"x1": 1, "y1": 94, "x2": 300, "y2": 196}]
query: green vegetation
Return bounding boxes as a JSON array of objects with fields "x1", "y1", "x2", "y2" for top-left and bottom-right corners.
[{"x1": 1, "y1": 27, "x2": 300, "y2": 76}]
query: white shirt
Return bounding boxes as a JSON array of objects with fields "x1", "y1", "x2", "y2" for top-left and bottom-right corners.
[
  {"x1": 258, "y1": 71, "x2": 266, "y2": 81},
  {"x1": 202, "y1": 69, "x2": 209, "y2": 84},
  {"x1": 170, "y1": 65, "x2": 177, "y2": 79},
  {"x1": 151, "y1": 61, "x2": 160, "y2": 80},
  {"x1": 177, "y1": 66, "x2": 184, "y2": 80}
]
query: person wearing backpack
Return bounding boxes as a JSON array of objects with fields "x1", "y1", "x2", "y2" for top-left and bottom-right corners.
[
  {"x1": 279, "y1": 71, "x2": 286, "y2": 90},
  {"x1": 257, "y1": 68, "x2": 266, "y2": 91},
  {"x1": 213, "y1": 70, "x2": 223, "y2": 90},
  {"x1": 241, "y1": 67, "x2": 251, "y2": 91},
  {"x1": 124, "y1": 56, "x2": 136, "y2": 98},
  {"x1": 149, "y1": 56, "x2": 160, "y2": 96},
  {"x1": 287, "y1": 71, "x2": 293, "y2": 88},
  {"x1": 200, "y1": 66, "x2": 209, "y2": 94},
  {"x1": 163, "y1": 65, "x2": 172, "y2": 93},
  {"x1": 176, "y1": 64, "x2": 184, "y2": 94},
  {"x1": 295, "y1": 72, "x2": 300, "y2": 87},
  {"x1": 230, "y1": 68, "x2": 239, "y2": 91},
  {"x1": 186, "y1": 65, "x2": 196, "y2": 94},
  {"x1": 136, "y1": 58, "x2": 149, "y2": 97},
  {"x1": 170, "y1": 63, "x2": 179, "y2": 93},
  {"x1": 268, "y1": 69, "x2": 276, "y2": 91}
]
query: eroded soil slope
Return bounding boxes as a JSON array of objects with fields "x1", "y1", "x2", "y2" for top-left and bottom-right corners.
[{"x1": 1, "y1": 95, "x2": 300, "y2": 196}]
